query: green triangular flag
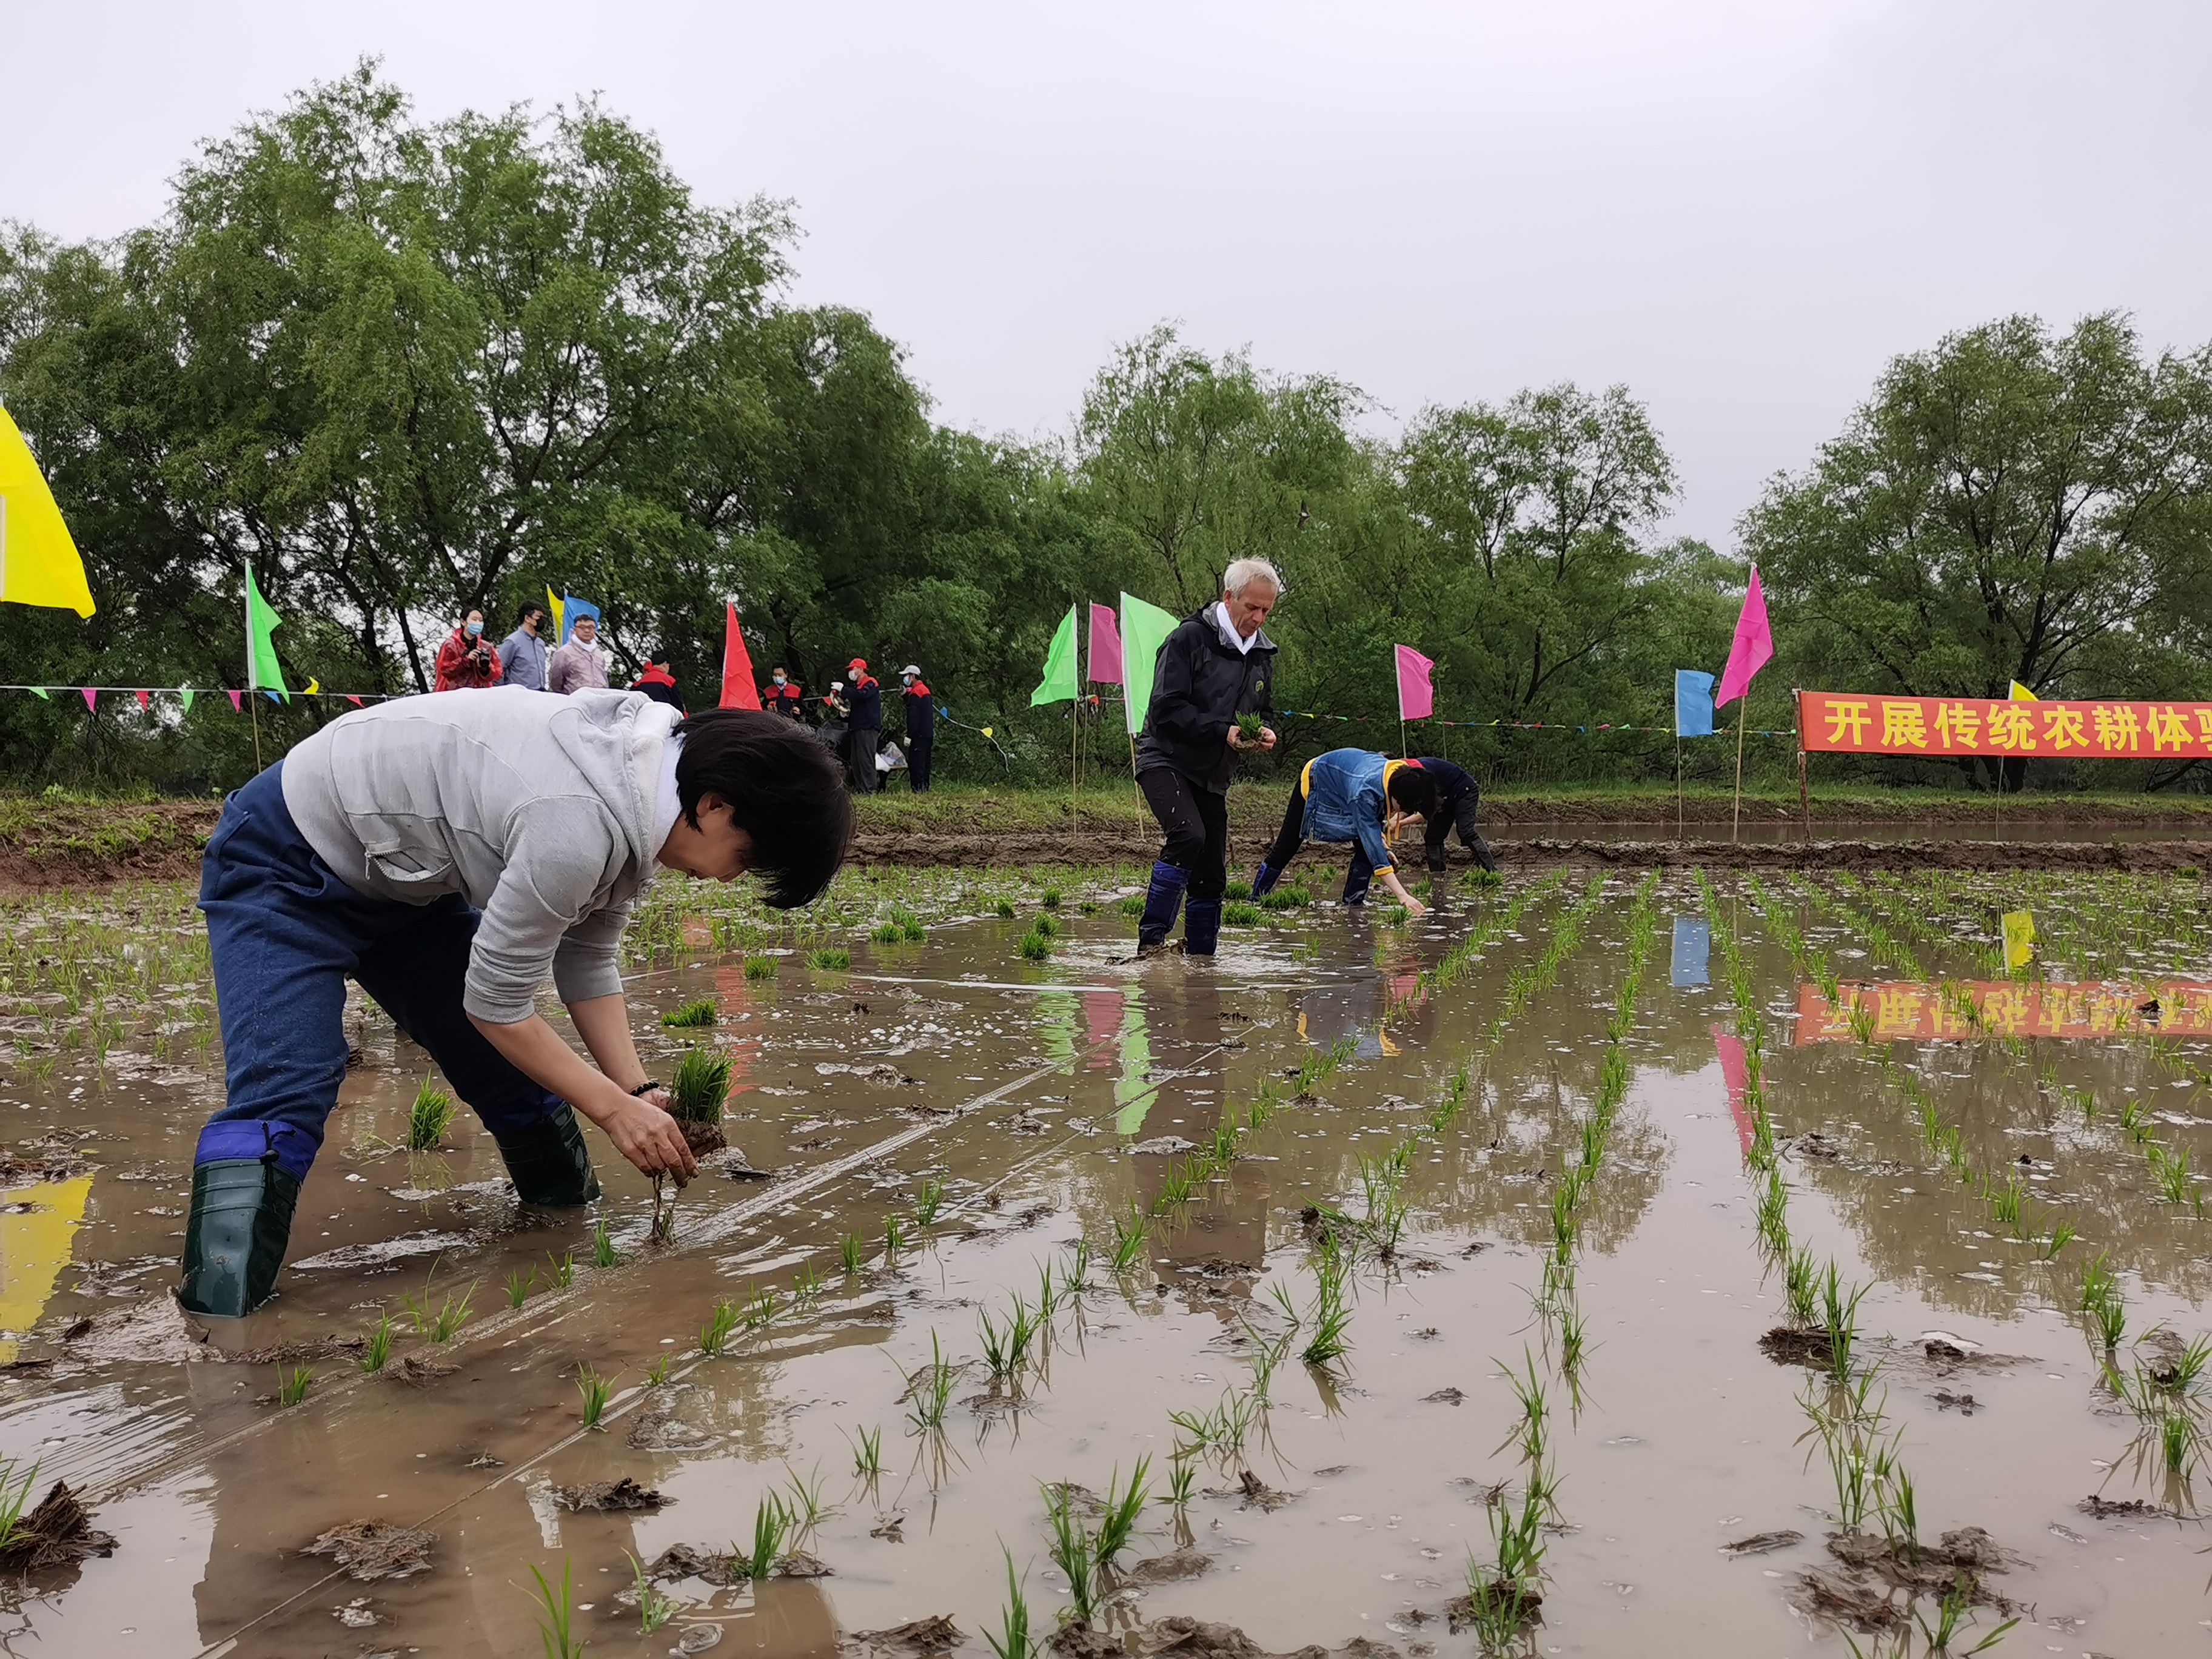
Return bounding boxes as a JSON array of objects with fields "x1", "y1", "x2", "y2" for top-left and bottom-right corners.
[
  {"x1": 26, "y1": 686, "x2": 49, "y2": 700},
  {"x1": 1029, "y1": 603, "x2": 1079, "y2": 706},
  {"x1": 244, "y1": 562, "x2": 289, "y2": 703},
  {"x1": 178, "y1": 687, "x2": 194, "y2": 713},
  {"x1": 1118, "y1": 592, "x2": 1182, "y2": 736}
]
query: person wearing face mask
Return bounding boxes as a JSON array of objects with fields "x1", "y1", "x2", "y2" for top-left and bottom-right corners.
[
  {"x1": 762, "y1": 667, "x2": 806, "y2": 721},
  {"x1": 497, "y1": 602, "x2": 550, "y2": 691},
  {"x1": 434, "y1": 607, "x2": 504, "y2": 692},
  {"x1": 842, "y1": 659, "x2": 882, "y2": 793},
  {"x1": 899, "y1": 665, "x2": 935, "y2": 792},
  {"x1": 547, "y1": 612, "x2": 610, "y2": 695}
]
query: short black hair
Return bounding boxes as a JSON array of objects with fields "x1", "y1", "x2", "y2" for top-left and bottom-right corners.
[
  {"x1": 1387, "y1": 766, "x2": 1439, "y2": 817},
  {"x1": 672, "y1": 708, "x2": 851, "y2": 907},
  {"x1": 518, "y1": 601, "x2": 546, "y2": 624}
]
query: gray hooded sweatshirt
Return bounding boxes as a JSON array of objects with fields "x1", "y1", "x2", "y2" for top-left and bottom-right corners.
[{"x1": 280, "y1": 687, "x2": 679, "y2": 1023}]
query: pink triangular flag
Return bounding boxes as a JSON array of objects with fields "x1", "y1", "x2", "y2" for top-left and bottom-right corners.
[
  {"x1": 135, "y1": 688, "x2": 150, "y2": 711},
  {"x1": 79, "y1": 687, "x2": 96, "y2": 712},
  {"x1": 1715, "y1": 565, "x2": 1774, "y2": 708},
  {"x1": 1393, "y1": 644, "x2": 1435, "y2": 721},
  {"x1": 346, "y1": 694, "x2": 363, "y2": 707},
  {"x1": 1087, "y1": 603, "x2": 1123, "y2": 685},
  {"x1": 226, "y1": 689, "x2": 243, "y2": 712}
]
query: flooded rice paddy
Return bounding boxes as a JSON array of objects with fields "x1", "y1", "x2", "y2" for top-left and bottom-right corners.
[{"x1": 0, "y1": 860, "x2": 2208, "y2": 1657}]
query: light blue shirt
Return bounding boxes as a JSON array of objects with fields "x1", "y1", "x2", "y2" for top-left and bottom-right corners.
[{"x1": 498, "y1": 626, "x2": 548, "y2": 691}]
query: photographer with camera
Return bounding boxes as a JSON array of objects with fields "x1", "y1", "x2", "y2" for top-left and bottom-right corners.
[{"x1": 434, "y1": 606, "x2": 505, "y2": 692}]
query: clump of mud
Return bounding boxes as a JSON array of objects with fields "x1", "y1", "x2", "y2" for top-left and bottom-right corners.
[
  {"x1": 0, "y1": 1137, "x2": 95, "y2": 1185},
  {"x1": 301, "y1": 1520, "x2": 437, "y2": 1581},
  {"x1": 847, "y1": 1615, "x2": 964, "y2": 1654},
  {"x1": 1050, "y1": 1618, "x2": 1405, "y2": 1658},
  {"x1": 1791, "y1": 1527, "x2": 2020, "y2": 1631},
  {"x1": 1446, "y1": 1580, "x2": 1543, "y2": 1634},
  {"x1": 0, "y1": 1481, "x2": 116, "y2": 1569},
  {"x1": 552, "y1": 1478, "x2": 669, "y2": 1512},
  {"x1": 646, "y1": 1542, "x2": 830, "y2": 1584},
  {"x1": 389, "y1": 1353, "x2": 457, "y2": 1387},
  {"x1": 1201, "y1": 1470, "x2": 1295, "y2": 1511},
  {"x1": 1759, "y1": 1326, "x2": 1833, "y2": 1368}
]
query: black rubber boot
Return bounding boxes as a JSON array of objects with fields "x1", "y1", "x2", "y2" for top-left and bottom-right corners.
[
  {"x1": 1470, "y1": 834, "x2": 1499, "y2": 873},
  {"x1": 179, "y1": 1158, "x2": 302, "y2": 1317},
  {"x1": 495, "y1": 1105, "x2": 601, "y2": 1206}
]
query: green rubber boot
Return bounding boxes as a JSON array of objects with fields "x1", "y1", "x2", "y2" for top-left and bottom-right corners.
[
  {"x1": 494, "y1": 1105, "x2": 601, "y2": 1206},
  {"x1": 179, "y1": 1158, "x2": 302, "y2": 1317}
]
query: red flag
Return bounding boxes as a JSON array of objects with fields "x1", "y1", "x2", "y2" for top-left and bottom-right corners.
[
  {"x1": 135, "y1": 688, "x2": 150, "y2": 711},
  {"x1": 1087, "y1": 603, "x2": 1124, "y2": 685},
  {"x1": 1393, "y1": 645, "x2": 1435, "y2": 721},
  {"x1": 226, "y1": 689, "x2": 243, "y2": 711},
  {"x1": 719, "y1": 600, "x2": 762, "y2": 709},
  {"x1": 1712, "y1": 1025, "x2": 1754, "y2": 1156},
  {"x1": 79, "y1": 688, "x2": 96, "y2": 712},
  {"x1": 1715, "y1": 565, "x2": 1774, "y2": 708},
  {"x1": 346, "y1": 694, "x2": 363, "y2": 707}
]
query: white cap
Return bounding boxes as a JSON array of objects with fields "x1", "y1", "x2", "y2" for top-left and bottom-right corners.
[{"x1": 902, "y1": 665, "x2": 922, "y2": 677}]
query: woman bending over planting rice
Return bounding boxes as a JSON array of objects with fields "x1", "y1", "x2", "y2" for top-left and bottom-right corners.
[
  {"x1": 1250, "y1": 748, "x2": 1434, "y2": 916},
  {"x1": 181, "y1": 694, "x2": 851, "y2": 1316}
]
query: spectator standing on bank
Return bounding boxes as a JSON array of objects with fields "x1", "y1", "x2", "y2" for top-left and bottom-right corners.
[
  {"x1": 548, "y1": 614, "x2": 610, "y2": 695},
  {"x1": 762, "y1": 667, "x2": 806, "y2": 721},
  {"x1": 900, "y1": 665, "x2": 935, "y2": 792},
  {"x1": 1133, "y1": 558, "x2": 1281, "y2": 957},
  {"x1": 497, "y1": 602, "x2": 549, "y2": 691},
  {"x1": 434, "y1": 608, "x2": 504, "y2": 692},
  {"x1": 843, "y1": 659, "x2": 883, "y2": 793},
  {"x1": 630, "y1": 660, "x2": 685, "y2": 713}
]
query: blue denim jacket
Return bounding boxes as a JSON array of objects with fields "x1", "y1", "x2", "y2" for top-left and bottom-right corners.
[{"x1": 1298, "y1": 748, "x2": 1409, "y2": 873}]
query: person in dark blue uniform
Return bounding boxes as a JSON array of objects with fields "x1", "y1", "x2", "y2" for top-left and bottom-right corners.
[
  {"x1": 900, "y1": 665, "x2": 935, "y2": 792},
  {"x1": 842, "y1": 659, "x2": 883, "y2": 793}
]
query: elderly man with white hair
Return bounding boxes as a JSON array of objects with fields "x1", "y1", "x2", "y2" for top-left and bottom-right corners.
[{"x1": 1131, "y1": 557, "x2": 1282, "y2": 956}]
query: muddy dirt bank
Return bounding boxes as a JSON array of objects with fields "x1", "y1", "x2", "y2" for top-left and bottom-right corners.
[{"x1": 10, "y1": 800, "x2": 2212, "y2": 893}]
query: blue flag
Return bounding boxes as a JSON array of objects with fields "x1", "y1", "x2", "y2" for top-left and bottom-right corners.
[
  {"x1": 561, "y1": 594, "x2": 602, "y2": 643},
  {"x1": 1671, "y1": 916, "x2": 1711, "y2": 987},
  {"x1": 1675, "y1": 669, "x2": 1715, "y2": 737}
]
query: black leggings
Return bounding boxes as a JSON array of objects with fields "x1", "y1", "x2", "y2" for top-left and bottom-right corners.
[
  {"x1": 1139, "y1": 769, "x2": 1229, "y2": 901},
  {"x1": 1262, "y1": 777, "x2": 1310, "y2": 873}
]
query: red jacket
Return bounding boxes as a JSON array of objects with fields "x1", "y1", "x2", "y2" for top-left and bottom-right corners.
[{"x1": 433, "y1": 626, "x2": 503, "y2": 691}]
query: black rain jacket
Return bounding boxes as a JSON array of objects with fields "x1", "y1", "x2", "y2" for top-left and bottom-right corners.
[{"x1": 1134, "y1": 606, "x2": 1278, "y2": 794}]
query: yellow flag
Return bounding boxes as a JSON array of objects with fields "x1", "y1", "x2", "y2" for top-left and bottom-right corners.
[
  {"x1": 0, "y1": 407, "x2": 94, "y2": 617},
  {"x1": 546, "y1": 585, "x2": 564, "y2": 646},
  {"x1": 2001, "y1": 909, "x2": 2036, "y2": 969},
  {"x1": 304, "y1": 677, "x2": 320, "y2": 695},
  {"x1": 2008, "y1": 681, "x2": 2037, "y2": 701}
]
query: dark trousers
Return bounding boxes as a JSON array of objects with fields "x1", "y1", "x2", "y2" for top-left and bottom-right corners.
[
  {"x1": 1139, "y1": 768, "x2": 1229, "y2": 901},
  {"x1": 1426, "y1": 791, "x2": 1493, "y2": 870},
  {"x1": 907, "y1": 732, "x2": 933, "y2": 792},
  {"x1": 1261, "y1": 779, "x2": 1379, "y2": 902},
  {"x1": 848, "y1": 725, "x2": 882, "y2": 793},
  {"x1": 195, "y1": 764, "x2": 565, "y2": 1179}
]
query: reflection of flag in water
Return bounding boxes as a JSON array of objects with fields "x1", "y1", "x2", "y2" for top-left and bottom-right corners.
[
  {"x1": 1114, "y1": 991, "x2": 1156, "y2": 1136},
  {"x1": 1672, "y1": 916, "x2": 1711, "y2": 987},
  {"x1": 1712, "y1": 1025, "x2": 1754, "y2": 1156},
  {"x1": 2001, "y1": 910, "x2": 2036, "y2": 970},
  {"x1": 1084, "y1": 990, "x2": 1122, "y2": 1071},
  {"x1": 1036, "y1": 988, "x2": 1080, "y2": 1062},
  {"x1": 710, "y1": 969, "x2": 759, "y2": 1099}
]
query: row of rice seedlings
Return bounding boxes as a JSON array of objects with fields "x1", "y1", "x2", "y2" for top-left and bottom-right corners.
[
  {"x1": 1799, "y1": 873, "x2": 1931, "y2": 981},
  {"x1": 1036, "y1": 1457, "x2": 1152, "y2": 1632},
  {"x1": 1458, "y1": 1352, "x2": 1558, "y2": 1650},
  {"x1": 1744, "y1": 874, "x2": 1839, "y2": 1002}
]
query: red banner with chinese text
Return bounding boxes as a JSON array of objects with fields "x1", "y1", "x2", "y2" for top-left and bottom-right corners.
[
  {"x1": 1794, "y1": 980, "x2": 2212, "y2": 1044},
  {"x1": 1795, "y1": 690, "x2": 2212, "y2": 759}
]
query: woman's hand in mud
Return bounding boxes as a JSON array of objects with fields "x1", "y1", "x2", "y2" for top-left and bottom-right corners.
[{"x1": 600, "y1": 1091, "x2": 697, "y2": 1181}]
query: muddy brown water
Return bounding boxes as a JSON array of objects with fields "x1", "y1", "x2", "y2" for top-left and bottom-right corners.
[{"x1": 0, "y1": 868, "x2": 2207, "y2": 1655}]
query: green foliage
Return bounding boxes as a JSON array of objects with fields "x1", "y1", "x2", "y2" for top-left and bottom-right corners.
[
  {"x1": 278, "y1": 1364, "x2": 313, "y2": 1407},
  {"x1": 575, "y1": 1364, "x2": 611, "y2": 1429},
  {"x1": 1222, "y1": 902, "x2": 1261, "y2": 926},
  {"x1": 660, "y1": 999, "x2": 716, "y2": 1028},
  {"x1": 743, "y1": 954, "x2": 778, "y2": 980},
  {"x1": 1018, "y1": 929, "x2": 1052, "y2": 960},
  {"x1": 524, "y1": 1557, "x2": 585, "y2": 1659},
  {"x1": 809, "y1": 947, "x2": 851, "y2": 971}
]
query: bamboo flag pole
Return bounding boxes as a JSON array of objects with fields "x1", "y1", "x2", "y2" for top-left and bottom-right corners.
[
  {"x1": 244, "y1": 559, "x2": 264, "y2": 774},
  {"x1": 1731, "y1": 694, "x2": 1747, "y2": 845}
]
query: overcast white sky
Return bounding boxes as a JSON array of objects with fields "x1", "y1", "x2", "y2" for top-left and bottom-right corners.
[{"x1": 10, "y1": 2, "x2": 2210, "y2": 546}]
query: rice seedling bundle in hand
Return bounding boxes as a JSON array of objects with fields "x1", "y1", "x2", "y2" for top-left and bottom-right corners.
[{"x1": 671, "y1": 1047, "x2": 732, "y2": 1159}]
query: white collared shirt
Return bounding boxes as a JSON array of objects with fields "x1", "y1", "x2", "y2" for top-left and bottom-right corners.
[{"x1": 652, "y1": 732, "x2": 685, "y2": 865}]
